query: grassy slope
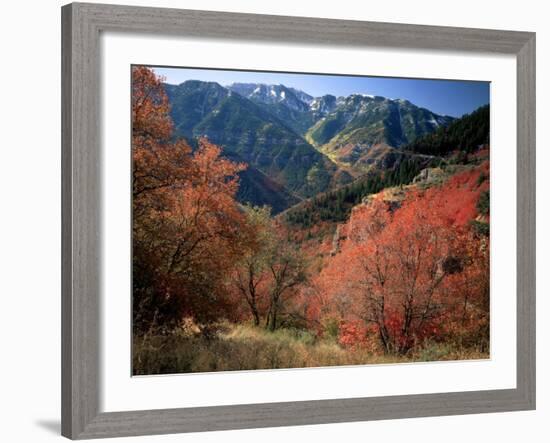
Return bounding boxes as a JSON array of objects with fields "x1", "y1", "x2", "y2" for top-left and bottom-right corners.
[{"x1": 133, "y1": 323, "x2": 488, "y2": 375}]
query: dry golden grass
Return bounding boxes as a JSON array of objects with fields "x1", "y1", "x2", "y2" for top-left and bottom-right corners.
[{"x1": 133, "y1": 322, "x2": 488, "y2": 375}]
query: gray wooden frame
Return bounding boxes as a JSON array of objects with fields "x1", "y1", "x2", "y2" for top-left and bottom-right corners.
[{"x1": 61, "y1": 2, "x2": 536, "y2": 439}]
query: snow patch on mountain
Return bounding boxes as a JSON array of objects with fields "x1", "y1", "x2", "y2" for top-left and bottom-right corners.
[{"x1": 428, "y1": 117, "x2": 440, "y2": 127}]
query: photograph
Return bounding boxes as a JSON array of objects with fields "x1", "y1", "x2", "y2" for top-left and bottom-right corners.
[{"x1": 131, "y1": 65, "x2": 491, "y2": 375}]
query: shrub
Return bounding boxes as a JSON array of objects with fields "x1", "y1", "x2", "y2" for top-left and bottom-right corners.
[{"x1": 477, "y1": 190, "x2": 490, "y2": 215}]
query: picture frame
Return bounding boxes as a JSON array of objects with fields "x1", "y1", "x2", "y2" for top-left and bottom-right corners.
[{"x1": 61, "y1": 2, "x2": 536, "y2": 439}]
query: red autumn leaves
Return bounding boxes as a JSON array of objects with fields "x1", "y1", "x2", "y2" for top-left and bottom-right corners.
[{"x1": 312, "y1": 165, "x2": 490, "y2": 353}]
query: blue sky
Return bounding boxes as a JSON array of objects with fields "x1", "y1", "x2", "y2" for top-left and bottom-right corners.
[{"x1": 152, "y1": 66, "x2": 489, "y2": 118}]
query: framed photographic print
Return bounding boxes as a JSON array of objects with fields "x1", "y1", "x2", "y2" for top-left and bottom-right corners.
[{"x1": 61, "y1": 2, "x2": 536, "y2": 439}]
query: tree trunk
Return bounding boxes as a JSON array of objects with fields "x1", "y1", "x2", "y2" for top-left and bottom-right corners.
[
  {"x1": 378, "y1": 324, "x2": 391, "y2": 354},
  {"x1": 269, "y1": 308, "x2": 277, "y2": 331},
  {"x1": 252, "y1": 308, "x2": 260, "y2": 326},
  {"x1": 266, "y1": 295, "x2": 278, "y2": 331},
  {"x1": 265, "y1": 306, "x2": 272, "y2": 329}
]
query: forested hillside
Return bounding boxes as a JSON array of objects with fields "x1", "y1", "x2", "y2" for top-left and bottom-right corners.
[
  {"x1": 405, "y1": 104, "x2": 490, "y2": 155},
  {"x1": 285, "y1": 105, "x2": 489, "y2": 228},
  {"x1": 284, "y1": 155, "x2": 437, "y2": 227}
]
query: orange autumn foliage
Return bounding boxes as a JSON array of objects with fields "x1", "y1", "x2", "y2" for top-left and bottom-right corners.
[{"x1": 132, "y1": 66, "x2": 253, "y2": 333}]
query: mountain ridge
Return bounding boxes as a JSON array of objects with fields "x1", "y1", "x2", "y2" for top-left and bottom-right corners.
[
  {"x1": 164, "y1": 80, "x2": 459, "y2": 213},
  {"x1": 164, "y1": 81, "x2": 353, "y2": 212},
  {"x1": 226, "y1": 82, "x2": 454, "y2": 170}
]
